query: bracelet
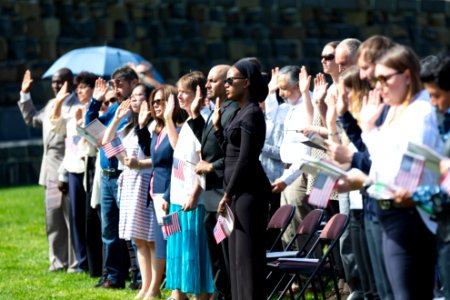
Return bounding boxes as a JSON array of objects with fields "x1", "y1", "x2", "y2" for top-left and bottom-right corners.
[
  {"x1": 137, "y1": 161, "x2": 141, "y2": 170},
  {"x1": 328, "y1": 132, "x2": 338, "y2": 137}
]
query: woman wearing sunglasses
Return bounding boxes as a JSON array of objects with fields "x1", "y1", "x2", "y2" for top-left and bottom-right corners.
[
  {"x1": 213, "y1": 58, "x2": 271, "y2": 299},
  {"x1": 361, "y1": 44, "x2": 442, "y2": 300}
]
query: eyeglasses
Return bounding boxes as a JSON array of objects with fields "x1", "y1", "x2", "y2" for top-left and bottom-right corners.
[
  {"x1": 224, "y1": 76, "x2": 246, "y2": 85},
  {"x1": 152, "y1": 99, "x2": 164, "y2": 106},
  {"x1": 371, "y1": 71, "x2": 402, "y2": 86},
  {"x1": 321, "y1": 54, "x2": 335, "y2": 61}
]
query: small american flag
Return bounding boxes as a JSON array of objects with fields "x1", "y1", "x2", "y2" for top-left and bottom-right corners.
[
  {"x1": 394, "y1": 153, "x2": 425, "y2": 192},
  {"x1": 65, "y1": 136, "x2": 81, "y2": 155},
  {"x1": 173, "y1": 158, "x2": 185, "y2": 181},
  {"x1": 440, "y1": 171, "x2": 450, "y2": 195},
  {"x1": 102, "y1": 137, "x2": 126, "y2": 159},
  {"x1": 213, "y1": 215, "x2": 227, "y2": 244},
  {"x1": 308, "y1": 172, "x2": 336, "y2": 208},
  {"x1": 162, "y1": 211, "x2": 181, "y2": 237}
]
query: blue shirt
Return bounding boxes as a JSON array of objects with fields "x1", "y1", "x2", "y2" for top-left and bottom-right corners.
[{"x1": 85, "y1": 98, "x2": 128, "y2": 170}]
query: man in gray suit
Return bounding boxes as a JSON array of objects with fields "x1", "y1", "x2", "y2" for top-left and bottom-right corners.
[{"x1": 18, "y1": 68, "x2": 79, "y2": 272}]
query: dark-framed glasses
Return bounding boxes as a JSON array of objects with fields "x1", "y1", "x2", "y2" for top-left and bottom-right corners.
[
  {"x1": 321, "y1": 54, "x2": 335, "y2": 61},
  {"x1": 371, "y1": 71, "x2": 403, "y2": 86},
  {"x1": 224, "y1": 76, "x2": 246, "y2": 85},
  {"x1": 152, "y1": 99, "x2": 164, "y2": 106}
]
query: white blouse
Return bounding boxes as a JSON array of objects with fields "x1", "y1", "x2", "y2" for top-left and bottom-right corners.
[{"x1": 362, "y1": 90, "x2": 442, "y2": 233}]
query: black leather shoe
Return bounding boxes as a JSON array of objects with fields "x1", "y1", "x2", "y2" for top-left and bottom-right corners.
[
  {"x1": 101, "y1": 279, "x2": 125, "y2": 289},
  {"x1": 128, "y1": 280, "x2": 142, "y2": 290},
  {"x1": 94, "y1": 277, "x2": 106, "y2": 288}
]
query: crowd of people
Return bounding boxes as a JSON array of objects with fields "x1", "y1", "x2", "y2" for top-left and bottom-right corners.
[{"x1": 17, "y1": 34, "x2": 450, "y2": 300}]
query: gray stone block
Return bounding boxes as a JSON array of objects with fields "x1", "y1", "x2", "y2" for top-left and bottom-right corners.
[
  {"x1": 210, "y1": 7, "x2": 226, "y2": 22},
  {"x1": 397, "y1": 0, "x2": 419, "y2": 12},
  {"x1": 371, "y1": 0, "x2": 396, "y2": 11},
  {"x1": 422, "y1": 0, "x2": 449, "y2": 13}
]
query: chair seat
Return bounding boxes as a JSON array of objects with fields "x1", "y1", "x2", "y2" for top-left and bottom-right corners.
[{"x1": 266, "y1": 250, "x2": 299, "y2": 260}]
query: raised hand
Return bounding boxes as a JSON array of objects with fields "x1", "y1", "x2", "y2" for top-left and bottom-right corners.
[
  {"x1": 138, "y1": 100, "x2": 152, "y2": 128},
  {"x1": 115, "y1": 99, "x2": 131, "y2": 120},
  {"x1": 268, "y1": 67, "x2": 279, "y2": 94},
  {"x1": 440, "y1": 159, "x2": 450, "y2": 175},
  {"x1": 211, "y1": 97, "x2": 222, "y2": 130},
  {"x1": 313, "y1": 73, "x2": 329, "y2": 104},
  {"x1": 190, "y1": 85, "x2": 203, "y2": 118},
  {"x1": 93, "y1": 78, "x2": 108, "y2": 101},
  {"x1": 299, "y1": 66, "x2": 311, "y2": 95},
  {"x1": 21, "y1": 70, "x2": 33, "y2": 93},
  {"x1": 55, "y1": 81, "x2": 70, "y2": 105},
  {"x1": 336, "y1": 80, "x2": 349, "y2": 116},
  {"x1": 360, "y1": 89, "x2": 385, "y2": 132},
  {"x1": 164, "y1": 94, "x2": 175, "y2": 121}
]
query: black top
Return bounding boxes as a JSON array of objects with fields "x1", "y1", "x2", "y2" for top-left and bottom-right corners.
[
  {"x1": 216, "y1": 101, "x2": 271, "y2": 197},
  {"x1": 188, "y1": 100, "x2": 239, "y2": 190}
]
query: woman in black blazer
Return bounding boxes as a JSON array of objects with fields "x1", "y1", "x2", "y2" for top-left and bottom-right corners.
[{"x1": 214, "y1": 58, "x2": 271, "y2": 299}]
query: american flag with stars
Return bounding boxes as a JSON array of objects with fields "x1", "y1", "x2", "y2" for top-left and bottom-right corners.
[
  {"x1": 308, "y1": 172, "x2": 337, "y2": 208},
  {"x1": 394, "y1": 153, "x2": 425, "y2": 192},
  {"x1": 102, "y1": 137, "x2": 126, "y2": 159}
]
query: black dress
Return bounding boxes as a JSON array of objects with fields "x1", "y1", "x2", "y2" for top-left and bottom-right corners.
[{"x1": 216, "y1": 101, "x2": 271, "y2": 299}]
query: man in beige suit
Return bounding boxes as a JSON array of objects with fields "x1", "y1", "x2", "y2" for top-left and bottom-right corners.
[{"x1": 18, "y1": 68, "x2": 79, "y2": 272}]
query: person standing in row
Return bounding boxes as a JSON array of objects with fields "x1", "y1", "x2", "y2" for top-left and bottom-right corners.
[
  {"x1": 214, "y1": 58, "x2": 271, "y2": 299},
  {"x1": 18, "y1": 68, "x2": 79, "y2": 273},
  {"x1": 189, "y1": 64, "x2": 239, "y2": 300}
]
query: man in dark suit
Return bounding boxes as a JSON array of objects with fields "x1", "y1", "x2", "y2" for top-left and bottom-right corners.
[
  {"x1": 188, "y1": 64, "x2": 239, "y2": 300},
  {"x1": 18, "y1": 68, "x2": 79, "y2": 272}
]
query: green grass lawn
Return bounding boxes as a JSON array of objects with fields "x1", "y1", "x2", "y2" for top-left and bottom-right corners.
[
  {"x1": 0, "y1": 185, "x2": 315, "y2": 300},
  {"x1": 0, "y1": 185, "x2": 167, "y2": 300}
]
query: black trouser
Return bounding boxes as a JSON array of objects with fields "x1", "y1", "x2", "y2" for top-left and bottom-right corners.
[
  {"x1": 350, "y1": 209, "x2": 379, "y2": 300},
  {"x1": 229, "y1": 192, "x2": 268, "y2": 300},
  {"x1": 85, "y1": 156, "x2": 103, "y2": 277},
  {"x1": 204, "y1": 210, "x2": 231, "y2": 300},
  {"x1": 380, "y1": 208, "x2": 436, "y2": 300}
]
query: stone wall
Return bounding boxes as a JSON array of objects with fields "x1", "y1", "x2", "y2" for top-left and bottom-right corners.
[
  {"x1": 1, "y1": 0, "x2": 450, "y2": 185},
  {"x1": 1, "y1": 0, "x2": 450, "y2": 108}
]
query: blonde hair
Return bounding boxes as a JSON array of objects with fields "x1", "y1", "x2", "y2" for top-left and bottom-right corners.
[{"x1": 339, "y1": 66, "x2": 370, "y2": 125}]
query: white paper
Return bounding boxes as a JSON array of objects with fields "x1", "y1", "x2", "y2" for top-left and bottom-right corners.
[
  {"x1": 407, "y1": 142, "x2": 443, "y2": 174},
  {"x1": 151, "y1": 193, "x2": 167, "y2": 225},
  {"x1": 76, "y1": 119, "x2": 106, "y2": 146},
  {"x1": 266, "y1": 250, "x2": 299, "y2": 259},
  {"x1": 300, "y1": 155, "x2": 348, "y2": 178},
  {"x1": 298, "y1": 132, "x2": 326, "y2": 151},
  {"x1": 221, "y1": 203, "x2": 234, "y2": 236}
]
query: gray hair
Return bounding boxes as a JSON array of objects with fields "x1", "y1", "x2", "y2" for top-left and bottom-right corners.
[
  {"x1": 278, "y1": 65, "x2": 300, "y2": 86},
  {"x1": 338, "y1": 38, "x2": 361, "y2": 61}
]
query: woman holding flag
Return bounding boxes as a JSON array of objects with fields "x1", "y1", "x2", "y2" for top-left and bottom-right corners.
[
  {"x1": 359, "y1": 44, "x2": 442, "y2": 300},
  {"x1": 213, "y1": 58, "x2": 271, "y2": 299},
  {"x1": 102, "y1": 83, "x2": 155, "y2": 299},
  {"x1": 164, "y1": 71, "x2": 213, "y2": 300}
]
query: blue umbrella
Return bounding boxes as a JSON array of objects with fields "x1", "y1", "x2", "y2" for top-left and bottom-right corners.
[{"x1": 42, "y1": 45, "x2": 164, "y2": 82}]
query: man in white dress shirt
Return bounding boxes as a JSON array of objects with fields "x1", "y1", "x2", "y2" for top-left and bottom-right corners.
[{"x1": 271, "y1": 65, "x2": 313, "y2": 246}]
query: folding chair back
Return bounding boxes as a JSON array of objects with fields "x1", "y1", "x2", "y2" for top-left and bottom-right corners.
[
  {"x1": 266, "y1": 205, "x2": 296, "y2": 252},
  {"x1": 285, "y1": 209, "x2": 324, "y2": 254},
  {"x1": 270, "y1": 213, "x2": 349, "y2": 300}
]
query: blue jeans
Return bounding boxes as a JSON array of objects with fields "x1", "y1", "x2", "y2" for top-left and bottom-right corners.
[
  {"x1": 101, "y1": 175, "x2": 125, "y2": 285},
  {"x1": 438, "y1": 237, "x2": 450, "y2": 300}
]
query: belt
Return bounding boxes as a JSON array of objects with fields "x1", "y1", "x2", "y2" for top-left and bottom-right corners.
[
  {"x1": 284, "y1": 163, "x2": 292, "y2": 170},
  {"x1": 377, "y1": 199, "x2": 402, "y2": 210},
  {"x1": 102, "y1": 168, "x2": 122, "y2": 177}
]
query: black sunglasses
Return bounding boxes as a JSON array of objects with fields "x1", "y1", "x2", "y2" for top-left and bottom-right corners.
[
  {"x1": 224, "y1": 76, "x2": 246, "y2": 85},
  {"x1": 370, "y1": 71, "x2": 402, "y2": 86},
  {"x1": 321, "y1": 54, "x2": 335, "y2": 61},
  {"x1": 152, "y1": 99, "x2": 164, "y2": 106}
]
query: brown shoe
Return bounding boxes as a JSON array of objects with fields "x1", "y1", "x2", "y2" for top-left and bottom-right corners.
[{"x1": 101, "y1": 279, "x2": 125, "y2": 289}]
